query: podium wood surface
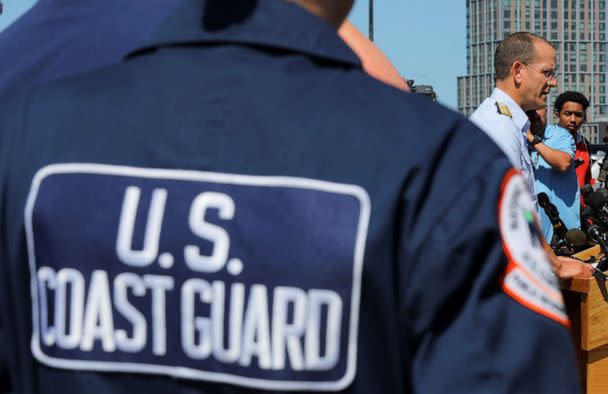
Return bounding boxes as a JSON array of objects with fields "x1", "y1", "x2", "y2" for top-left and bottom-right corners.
[{"x1": 563, "y1": 245, "x2": 608, "y2": 393}]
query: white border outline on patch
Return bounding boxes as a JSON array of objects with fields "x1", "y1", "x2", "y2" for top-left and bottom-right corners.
[{"x1": 25, "y1": 163, "x2": 371, "y2": 392}]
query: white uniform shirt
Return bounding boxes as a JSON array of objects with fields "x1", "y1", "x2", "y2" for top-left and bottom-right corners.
[{"x1": 470, "y1": 88, "x2": 536, "y2": 203}]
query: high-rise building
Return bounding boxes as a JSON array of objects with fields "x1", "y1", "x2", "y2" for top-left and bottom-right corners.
[{"x1": 458, "y1": 0, "x2": 608, "y2": 142}]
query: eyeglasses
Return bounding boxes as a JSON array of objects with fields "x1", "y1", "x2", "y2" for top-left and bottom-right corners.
[{"x1": 521, "y1": 62, "x2": 558, "y2": 80}]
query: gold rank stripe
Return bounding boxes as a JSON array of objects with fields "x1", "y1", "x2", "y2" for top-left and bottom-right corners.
[{"x1": 496, "y1": 102, "x2": 512, "y2": 118}]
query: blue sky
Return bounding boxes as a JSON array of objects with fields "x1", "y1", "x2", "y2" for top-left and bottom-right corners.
[
  {"x1": 349, "y1": 1, "x2": 467, "y2": 110},
  {"x1": 0, "y1": 0, "x2": 467, "y2": 109},
  {"x1": 0, "y1": 0, "x2": 36, "y2": 31}
]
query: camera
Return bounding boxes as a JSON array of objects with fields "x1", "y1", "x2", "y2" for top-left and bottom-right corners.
[{"x1": 405, "y1": 79, "x2": 437, "y2": 101}]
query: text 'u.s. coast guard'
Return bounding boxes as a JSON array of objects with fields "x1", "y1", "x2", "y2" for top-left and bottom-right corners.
[{"x1": 26, "y1": 164, "x2": 370, "y2": 391}]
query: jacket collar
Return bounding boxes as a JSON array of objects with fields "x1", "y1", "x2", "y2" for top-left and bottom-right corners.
[{"x1": 127, "y1": 0, "x2": 361, "y2": 68}]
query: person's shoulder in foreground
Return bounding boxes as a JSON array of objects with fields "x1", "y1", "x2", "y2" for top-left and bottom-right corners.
[
  {"x1": 0, "y1": 2, "x2": 581, "y2": 393},
  {"x1": 0, "y1": 0, "x2": 180, "y2": 104}
]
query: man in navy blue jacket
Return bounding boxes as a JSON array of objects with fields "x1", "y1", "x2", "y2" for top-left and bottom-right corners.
[{"x1": 0, "y1": 1, "x2": 581, "y2": 393}]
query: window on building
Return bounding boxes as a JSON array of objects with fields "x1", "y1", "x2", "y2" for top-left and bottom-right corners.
[{"x1": 601, "y1": 106, "x2": 606, "y2": 115}]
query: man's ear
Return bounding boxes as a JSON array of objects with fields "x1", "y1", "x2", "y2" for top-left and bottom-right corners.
[{"x1": 512, "y1": 61, "x2": 525, "y2": 84}]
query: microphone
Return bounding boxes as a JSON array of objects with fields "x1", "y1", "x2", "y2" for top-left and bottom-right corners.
[
  {"x1": 564, "y1": 229, "x2": 588, "y2": 248},
  {"x1": 537, "y1": 192, "x2": 551, "y2": 208},
  {"x1": 588, "y1": 225, "x2": 608, "y2": 272},
  {"x1": 537, "y1": 192, "x2": 568, "y2": 244}
]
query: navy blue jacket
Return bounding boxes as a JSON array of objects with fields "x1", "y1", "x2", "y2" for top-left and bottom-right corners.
[
  {"x1": 0, "y1": 0, "x2": 179, "y2": 105},
  {"x1": 0, "y1": 1, "x2": 580, "y2": 393},
  {"x1": 0, "y1": 1, "x2": 179, "y2": 389}
]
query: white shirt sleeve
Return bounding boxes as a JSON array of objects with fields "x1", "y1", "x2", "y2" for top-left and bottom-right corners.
[{"x1": 470, "y1": 104, "x2": 524, "y2": 170}]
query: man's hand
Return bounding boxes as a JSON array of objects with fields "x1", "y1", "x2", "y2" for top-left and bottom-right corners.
[
  {"x1": 553, "y1": 255, "x2": 594, "y2": 279},
  {"x1": 526, "y1": 109, "x2": 546, "y2": 135}
]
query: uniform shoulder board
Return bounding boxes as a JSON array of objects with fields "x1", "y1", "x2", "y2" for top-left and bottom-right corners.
[{"x1": 495, "y1": 102, "x2": 512, "y2": 118}]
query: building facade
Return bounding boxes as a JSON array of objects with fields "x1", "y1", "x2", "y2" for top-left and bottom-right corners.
[{"x1": 458, "y1": 0, "x2": 608, "y2": 142}]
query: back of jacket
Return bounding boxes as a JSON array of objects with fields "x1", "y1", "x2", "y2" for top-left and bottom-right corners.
[{"x1": 0, "y1": 1, "x2": 581, "y2": 393}]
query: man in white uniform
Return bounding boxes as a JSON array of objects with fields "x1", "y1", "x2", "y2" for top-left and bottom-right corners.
[
  {"x1": 471, "y1": 31, "x2": 592, "y2": 280},
  {"x1": 471, "y1": 32, "x2": 558, "y2": 205}
]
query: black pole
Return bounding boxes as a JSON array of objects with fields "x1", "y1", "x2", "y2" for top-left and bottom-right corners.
[{"x1": 369, "y1": 0, "x2": 374, "y2": 41}]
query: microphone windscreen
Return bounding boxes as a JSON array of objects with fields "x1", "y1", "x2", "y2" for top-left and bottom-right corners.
[
  {"x1": 564, "y1": 229, "x2": 588, "y2": 247},
  {"x1": 538, "y1": 192, "x2": 550, "y2": 209}
]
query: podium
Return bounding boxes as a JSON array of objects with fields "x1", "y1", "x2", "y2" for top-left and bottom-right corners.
[{"x1": 562, "y1": 245, "x2": 608, "y2": 393}]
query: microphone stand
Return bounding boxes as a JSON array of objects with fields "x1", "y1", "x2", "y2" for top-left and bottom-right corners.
[{"x1": 537, "y1": 192, "x2": 568, "y2": 249}]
